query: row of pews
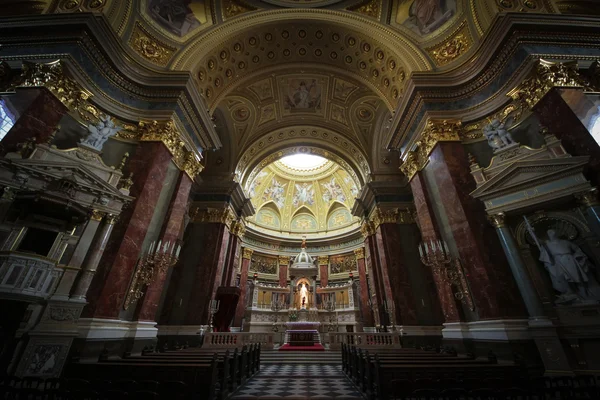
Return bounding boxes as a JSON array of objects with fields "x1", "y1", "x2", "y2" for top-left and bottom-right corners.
[
  {"x1": 59, "y1": 343, "x2": 261, "y2": 399},
  {"x1": 342, "y1": 343, "x2": 539, "y2": 400}
]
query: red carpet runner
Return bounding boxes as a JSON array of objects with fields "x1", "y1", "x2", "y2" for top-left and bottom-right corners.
[{"x1": 278, "y1": 344, "x2": 325, "y2": 351}]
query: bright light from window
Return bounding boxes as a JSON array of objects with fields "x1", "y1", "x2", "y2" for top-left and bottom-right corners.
[
  {"x1": 280, "y1": 154, "x2": 327, "y2": 170},
  {"x1": 590, "y1": 106, "x2": 600, "y2": 146},
  {"x1": 0, "y1": 99, "x2": 15, "y2": 141}
]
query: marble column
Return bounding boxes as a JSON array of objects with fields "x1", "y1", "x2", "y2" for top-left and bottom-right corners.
[
  {"x1": 278, "y1": 256, "x2": 289, "y2": 288},
  {"x1": 83, "y1": 142, "x2": 173, "y2": 319},
  {"x1": 533, "y1": 88, "x2": 600, "y2": 186},
  {"x1": 374, "y1": 220, "x2": 419, "y2": 326},
  {"x1": 363, "y1": 227, "x2": 386, "y2": 325},
  {"x1": 426, "y1": 142, "x2": 527, "y2": 319},
  {"x1": 318, "y1": 256, "x2": 329, "y2": 288},
  {"x1": 135, "y1": 172, "x2": 193, "y2": 322},
  {"x1": 410, "y1": 172, "x2": 461, "y2": 323},
  {"x1": 184, "y1": 219, "x2": 232, "y2": 325},
  {"x1": 355, "y1": 248, "x2": 374, "y2": 327},
  {"x1": 1, "y1": 88, "x2": 68, "y2": 153},
  {"x1": 233, "y1": 248, "x2": 252, "y2": 327},
  {"x1": 222, "y1": 227, "x2": 242, "y2": 287},
  {"x1": 71, "y1": 213, "x2": 117, "y2": 299},
  {"x1": 489, "y1": 213, "x2": 546, "y2": 319}
]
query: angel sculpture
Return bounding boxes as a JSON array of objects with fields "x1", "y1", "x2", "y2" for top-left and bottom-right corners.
[
  {"x1": 482, "y1": 118, "x2": 517, "y2": 151},
  {"x1": 82, "y1": 115, "x2": 122, "y2": 151}
]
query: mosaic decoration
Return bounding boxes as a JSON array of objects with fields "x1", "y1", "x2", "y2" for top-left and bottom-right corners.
[
  {"x1": 322, "y1": 177, "x2": 346, "y2": 203},
  {"x1": 327, "y1": 208, "x2": 353, "y2": 229},
  {"x1": 293, "y1": 183, "x2": 315, "y2": 207},
  {"x1": 395, "y1": 0, "x2": 456, "y2": 36},
  {"x1": 250, "y1": 254, "x2": 278, "y2": 274},
  {"x1": 291, "y1": 214, "x2": 318, "y2": 231},
  {"x1": 330, "y1": 254, "x2": 357, "y2": 274},
  {"x1": 255, "y1": 208, "x2": 281, "y2": 229},
  {"x1": 262, "y1": 178, "x2": 287, "y2": 209},
  {"x1": 280, "y1": 76, "x2": 324, "y2": 115}
]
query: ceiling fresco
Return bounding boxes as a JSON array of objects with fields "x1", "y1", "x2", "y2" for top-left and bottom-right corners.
[{"x1": 245, "y1": 156, "x2": 360, "y2": 236}]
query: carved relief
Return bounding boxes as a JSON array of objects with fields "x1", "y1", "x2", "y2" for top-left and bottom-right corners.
[{"x1": 129, "y1": 23, "x2": 175, "y2": 66}]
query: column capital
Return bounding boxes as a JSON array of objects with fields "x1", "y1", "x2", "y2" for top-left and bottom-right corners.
[
  {"x1": 354, "y1": 247, "x2": 365, "y2": 260},
  {"x1": 370, "y1": 207, "x2": 415, "y2": 229},
  {"x1": 508, "y1": 59, "x2": 597, "y2": 110},
  {"x1": 242, "y1": 248, "x2": 254, "y2": 260},
  {"x1": 400, "y1": 118, "x2": 462, "y2": 181},
  {"x1": 230, "y1": 219, "x2": 246, "y2": 238},
  {"x1": 189, "y1": 206, "x2": 237, "y2": 229},
  {"x1": 318, "y1": 256, "x2": 329, "y2": 265},
  {"x1": 105, "y1": 214, "x2": 118, "y2": 225},
  {"x1": 488, "y1": 212, "x2": 507, "y2": 228},
  {"x1": 90, "y1": 209, "x2": 105, "y2": 221},
  {"x1": 360, "y1": 220, "x2": 376, "y2": 238},
  {"x1": 278, "y1": 255, "x2": 290, "y2": 265},
  {"x1": 576, "y1": 188, "x2": 600, "y2": 207}
]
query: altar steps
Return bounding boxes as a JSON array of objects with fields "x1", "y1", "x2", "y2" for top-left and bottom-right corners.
[{"x1": 261, "y1": 349, "x2": 341, "y2": 364}]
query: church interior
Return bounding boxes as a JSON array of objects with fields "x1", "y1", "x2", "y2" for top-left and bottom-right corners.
[{"x1": 2, "y1": 0, "x2": 600, "y2": 399}]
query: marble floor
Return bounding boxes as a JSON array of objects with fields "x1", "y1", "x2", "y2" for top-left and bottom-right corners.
[{"x1": 230, "y1": 364, "x2": 364, "y2": 399}]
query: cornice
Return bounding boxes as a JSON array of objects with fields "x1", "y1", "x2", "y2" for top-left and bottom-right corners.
[
  {"x1": 0, "y1": 13, "x2": 220, "y2": 151},
  {"x1": 386, "y1": 13, "x2": 600, "y2": 152}
]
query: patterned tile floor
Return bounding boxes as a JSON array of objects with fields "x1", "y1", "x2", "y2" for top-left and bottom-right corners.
[{"x1": 230, "y1": 364, "x2": 363, "y2": 399}]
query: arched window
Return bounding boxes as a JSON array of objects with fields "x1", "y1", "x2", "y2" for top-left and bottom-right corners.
[
  {"x1": 589, "y1": 105, "x2": 600, "y2": 145},
  {"x1": 0, "y1": 99, "x2": 15, "y2": 140}
]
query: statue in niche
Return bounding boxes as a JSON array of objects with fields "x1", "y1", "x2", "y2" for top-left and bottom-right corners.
[
  {"x1": 482, "y1": 118, "x2": 517, "y2": 151},
  {"x1": 299, "y1": 283, "x2": 309, "y2": 309},
  {"x1": 82, "y1": 115, "x2": 121, "y2": 151},
  {"x1": 540, "y1": 229, "x2": 600, "y2": 304}
]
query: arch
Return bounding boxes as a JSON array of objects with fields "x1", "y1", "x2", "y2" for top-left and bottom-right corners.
[
  {"x1": 290, "y1": 213, "x2": 318, "y2": 232},
  {"x1": 254, "y1": 202, "x2": 282, "y2": 229},
  {"x1": 326, "y1": 202, "x2": 353, "y2": 230},
  {"x1": 172, "y1": 9, "x2": 431, "y2": 73},
  {"x1": 292, "y1": 205, "x2": 315, "y2": 219},
  {"x1": 236, "y1": 127, "x2": 371, "y2": 189}
]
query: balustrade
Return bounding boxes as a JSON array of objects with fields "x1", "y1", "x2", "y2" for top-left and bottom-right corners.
[
  {"x1": 203, "y1": 332, "x2": 275, "y2": 349},
  {"x1": 0, "y1": 251, "x2": 61, "y2": 299},
  {"x1": 328, "y1": 332, "x2": 402, "y2": 350}
]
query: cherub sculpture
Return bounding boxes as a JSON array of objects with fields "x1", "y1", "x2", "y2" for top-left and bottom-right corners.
[
  {"x1": 482, "y1": 118, "x2": 517, "y2": 151},
  {"x1": 82, "y1": 115, "x2": 121, "y2": 151}
]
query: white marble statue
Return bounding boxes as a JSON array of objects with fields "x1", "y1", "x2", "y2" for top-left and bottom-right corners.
[
  {"x1": 300, "y1": 283, "x2": 308, "y2": 309},
  {"x1": 539, "y1": 229, "x2": 600, "y2": 304},
  {"x1": 482, "y1": 118, "x2": 517, "y2": 150},
  {"x1": 82, "y1": 115, "x2": 121, "y2": 151}
]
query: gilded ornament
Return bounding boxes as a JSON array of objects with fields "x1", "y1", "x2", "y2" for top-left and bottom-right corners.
[
  {"x1": 428, "y1": 26, "x2": 472, "y2": 66},
  {"x1": 130, "y1": 24, "x2": 175, "y2": 67},
  {"x1": 242, "y1": 248, "x2": 254, "y2": 260},
  {"x1": 371, "y1": 207, "x2": 415, "y2": 229},
  {"x1": 90, "y1": 209, "x2": 105, "y2": 221},
  {"x1": 10, "y1": 60, "x2": 99, "y2": 123},
  {"x1": 190, "y1": 207, "x2": 237, "y2": 228},
  {"x1": 360, "y1": 220, "x2": 375, "y2": 238},
  {"x1": 223, "y1": 0, "x2": 255, "y2": 19},
  {"x1": 348, "y1": 0, "x2": 380, "y2": 19},
  {"x1": 488, "y1": 212, "x2": 507, "y2": 228},
  {"x1": 318, "y1": 256, "x2": 330, "y2": 265},
  {"x1": 508, "y1": 59, "x2": 596, "y2": 110},
  {"x1": 576, "y1": 188, "x2": 600, "y2": 207},
  {"x1": 105, "y1": 214, "x2": 118, "y2": 225},
  {"x1": 230, "y1": 219, "x2": 246, "y2": 237},
  {"x1": 278, "y1": 255, "x2": 290, "y2": 265},
  {"x1": 354, "y1": 247, "x2": 365, "y2": 259},
  {"x1": 118, "y1": 173, "x2": 134, "y2": 191}
]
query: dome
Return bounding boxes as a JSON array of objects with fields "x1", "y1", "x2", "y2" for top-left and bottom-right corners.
[{"x1": 290, "y1": 237, "x2": 318, "y2": 276}]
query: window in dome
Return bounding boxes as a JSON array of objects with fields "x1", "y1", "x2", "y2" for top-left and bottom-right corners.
[
  {"x1": 280, "y1": 154, "x2": 327, "y2": 170},
  {"x1": 0, "y1": 99, "x2": 15, "y2": 140}
]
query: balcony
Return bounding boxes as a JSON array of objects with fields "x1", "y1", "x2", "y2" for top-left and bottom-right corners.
[{"x1": 0, "y1": 251, "x2": 61, "y2": 300}]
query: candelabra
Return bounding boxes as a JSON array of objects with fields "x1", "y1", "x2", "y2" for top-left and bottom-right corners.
[
  {"x1": 418, "y1": 239, "x2": 474, "y2": 310},
  {"x1": 124, "y1": 239, "x2": 181, "y2": 310},
  {"x1": 208, "y1": 299, "x2": 220, "y2": 332}
]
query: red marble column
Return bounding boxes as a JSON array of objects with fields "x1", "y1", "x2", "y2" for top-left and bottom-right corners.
[
  {"x1": 83, "y1": 142, "x2": 173, "y2": 319},
  {"x1": 375, "y1": 222, "x2": 419, "y2": 326},
  {"x1": 184, "y1": 221, "x2": 231, "y2": 325},
  {"x1": 278, "y1": 256, "x2": 289, "y2": 287},
  {"x1": 135, "y1": 172, "x2": 192, "y2": 322},
  {"x1": 355, "y1": 248, "x2": 374, "y2": 327},
  {"x1": 364, "y1": 229, "x2": 386, "y2": 325},
  {"x1": 233, "y1": 248, "x2": 252, "y2": 327},
  {"x1": 223, "y1": 231, "x2": 242, "y2": 287},
  {"x1": 427, "y1": 143, "x2": 527, "y2": 320},
  {"x1": 410, "y1": 172, "x2": 461, "y2": 323},
  {"x1": 318, "y1": 256, "x2": 329, "y2": 288},
  {"x1": 1, "y1": 88, "x2": 68, "y2": 153},
  {"x1": 533, "y1": 88, "x2": 600, "y2": 186}
]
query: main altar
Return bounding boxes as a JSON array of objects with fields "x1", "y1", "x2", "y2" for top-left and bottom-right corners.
[{"x1": 243, "y1": 238, "x2": 360, "y2": 348}]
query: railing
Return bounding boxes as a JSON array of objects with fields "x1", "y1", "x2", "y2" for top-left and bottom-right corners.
[
  {"x1": 0, "y1": 252, "x2": 61, "y2": 299},
  {"x1": 328, "y1": 332, "x2": 402, "y2": 350},
  {"x1": 203, "y1": 332, "x2": 275, "y2": 349}
]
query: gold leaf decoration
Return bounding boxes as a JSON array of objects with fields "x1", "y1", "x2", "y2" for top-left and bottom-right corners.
[
  {"x1": 428, "y1": 24, "x2": 472, "y2": 67},
  {"x1": 223, "y1": 0, "x2": 256, "y2": 20},
  {"x1": 129, "y1": 23, "x2": 175, "y2": 66},
  {"x1": 348, "y1": 0, "x2": 380, "y2": 19}
]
